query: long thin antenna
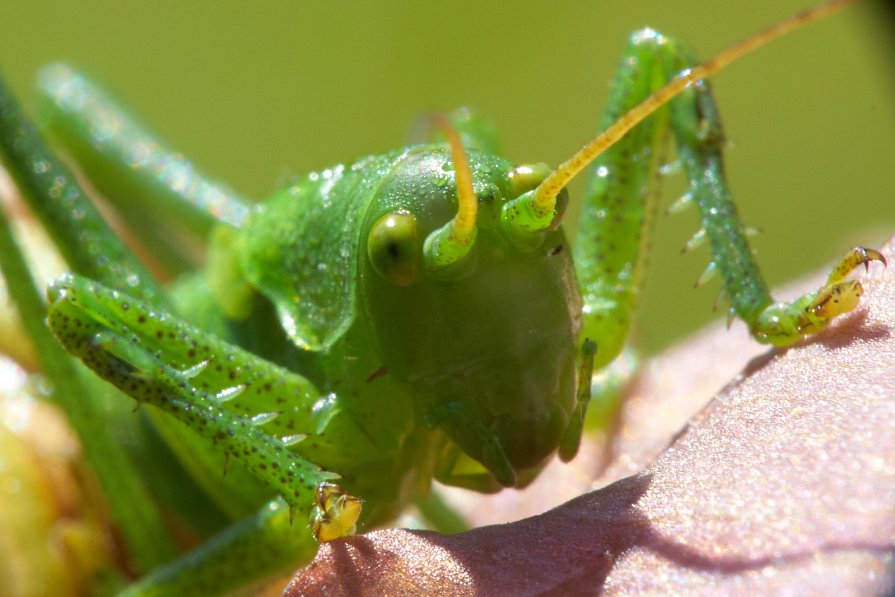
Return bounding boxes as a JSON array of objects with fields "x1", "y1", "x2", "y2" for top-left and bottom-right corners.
[
  {"x1": 423, "y1": 114, "x2": 480, "y2": 273},
  {"x1": 433, "y1": 114, "x2": 478, "y2": 245},
  {"x1": 530, "y1": 0, "x2": 859, "y2": 219}
]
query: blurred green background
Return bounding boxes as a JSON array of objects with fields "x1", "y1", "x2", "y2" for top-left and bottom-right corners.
[{"x1": 1, "y1": 1, "x2": 893, "y2": 355}]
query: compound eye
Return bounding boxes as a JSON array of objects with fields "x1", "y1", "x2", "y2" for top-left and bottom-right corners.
[{"x1": 367, "y1": 210, "x2": 423, "y2": 286}]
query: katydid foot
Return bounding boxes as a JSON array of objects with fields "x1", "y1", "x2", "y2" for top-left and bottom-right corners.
[{"x1": 750, "y1": 246, "x2": 886, "y2": 345}]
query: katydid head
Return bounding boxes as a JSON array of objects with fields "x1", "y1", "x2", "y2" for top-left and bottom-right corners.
[{"x1": 359, "y1": 124, "x2": 580, "y2": 488}]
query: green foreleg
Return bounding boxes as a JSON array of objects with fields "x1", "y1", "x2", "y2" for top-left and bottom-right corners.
[
  {"x1": 559, "y1": 32, "x2": 673, "y2": 457},
  {"x1": 119, "y1": 498, "x2": 316, "y2": 597},
  {"x1": 47, "y1": 273, "x2": 338, "y2": 509},
  {"x1": 574, "y1": 31, "x2": 671, "y2": 371},
  {"x1": 47, "y1": 273, "x2": 359, "y2": 592},
  {"x1": 558, "y1": 339, "x2": 596, "y2": 461}
]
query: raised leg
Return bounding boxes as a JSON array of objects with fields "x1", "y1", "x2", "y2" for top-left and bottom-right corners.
[
  {"x1": 562, "y1": 29, "x2": 883, "y2": 457},
  {"x1": 577, "y1": 28, "x2": 885, "y2": 358}
]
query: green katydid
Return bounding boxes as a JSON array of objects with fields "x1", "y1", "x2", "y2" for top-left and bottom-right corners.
[{"x1": 0, "y1": 0, "x2": 885, "y2": 594}]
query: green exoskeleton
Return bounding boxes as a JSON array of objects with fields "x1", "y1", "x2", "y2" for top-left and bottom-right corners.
[{"x1": 0, "y1": 0, "x2": 883, "y2": 594}]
